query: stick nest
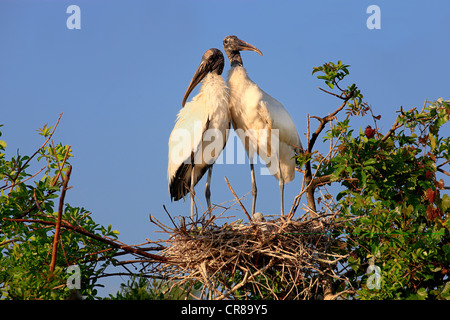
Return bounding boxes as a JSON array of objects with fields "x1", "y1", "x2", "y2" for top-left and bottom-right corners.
[{"x1": 151, "y1": 211, "x2": 344, "y2": 300}]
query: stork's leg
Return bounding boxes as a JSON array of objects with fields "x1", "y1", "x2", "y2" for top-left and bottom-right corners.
[
  {"x1": 190, "y1": 164, "x2": 196, "y2": 223},
  {"x1": 250, "y1": 161, "x2": 257, "y2": 217},
  {"x1": 277, "y1": 151, "x2": 284, "y2": 216},
  {"x1": 280, "y1": 179, "x2": 285, "y2": 216},
  {"x1": 205, "y1": 166, "x2": 212, "y2": 215}
]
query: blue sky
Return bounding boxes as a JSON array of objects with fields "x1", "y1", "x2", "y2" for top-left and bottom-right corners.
[{"x1": 1, "y1": 0, "x2": 449, "y2": 296}]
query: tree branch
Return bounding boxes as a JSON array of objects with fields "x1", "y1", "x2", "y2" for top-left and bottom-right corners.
[
  {"x1": 380, "y1": 118, "x2": 402, "y2": 142},
  {"x1": 5, "y1": 217, "x2": 168, "y2": 263},
  {"x1": 308, "y1": 99, "x2": 349, "y2": 153},
  {"x1": 7, "y1": 112, "x2": 63, "y2": 193},
  {"x1": 50, "y1": 164, "x2": 72, "y2": 272}
]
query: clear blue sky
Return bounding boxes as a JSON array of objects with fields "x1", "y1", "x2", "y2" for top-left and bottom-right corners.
[{"x1": 1, "y1": 0, "x2": 449, "y2": 296}]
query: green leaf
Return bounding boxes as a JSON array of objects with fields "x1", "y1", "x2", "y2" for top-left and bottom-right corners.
[
  {"x1": 312, "y1": 66, "x2": 323, "y2": 75},
  {"x1": 441, "y1": 194, "x2": 450, "y2": 211},
  {"x1": 363, "y1": 158, "x2": 377, "y2": 166},
  {"x1": 417, "y1": 288, "x2": 428, "y2": 299},
  {"x1": 348, "y1": 255, "x2": 360, "y2": 272},
  {"x1": 428, "y1": 133, "x2": 436, "y2": 151}
]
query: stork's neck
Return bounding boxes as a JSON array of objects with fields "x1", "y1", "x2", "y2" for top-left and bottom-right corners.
[{"x1": 226, "y1": 50, "x2": 243, "y2": 67}]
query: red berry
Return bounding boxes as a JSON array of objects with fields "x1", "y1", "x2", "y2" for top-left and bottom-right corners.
[{"x1": 365, "y1": 126, "x2": 375, "y2": 139}]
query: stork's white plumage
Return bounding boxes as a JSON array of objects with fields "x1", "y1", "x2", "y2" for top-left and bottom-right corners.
[
  {"x1": 223, "y1": 35, "x2": 302, "y2": 216},
  {"x1": 168, "y1": 48, "x2": 230, "y2": 220}
]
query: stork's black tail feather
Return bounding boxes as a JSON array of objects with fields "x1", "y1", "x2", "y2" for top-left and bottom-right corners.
[{"x1": 169, "y1": 162, "x2": 211, "y2": 201}]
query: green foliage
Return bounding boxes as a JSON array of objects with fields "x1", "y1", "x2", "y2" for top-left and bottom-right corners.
[
  {"x1": 1, "y1": 61, "x2": 448, "y2": 301},
  {"x1": 312, "y1": 60, "x2": 350, "y2": 90},
  {"x1": 0, "y1": 122, "x2": 119, "y2": 299},
  {"x1": 108, "y1": 276, "x2": 195, "y2": 300},
  {"x1": 312, "y1": 62, "x2": 450, "y2": 300}
]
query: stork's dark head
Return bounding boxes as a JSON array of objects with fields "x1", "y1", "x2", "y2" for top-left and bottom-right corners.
[
  {"x1": 223, "y1": 35, "x2": 263, "y2": 66},
  {"x1": 182, "y1": 48, "x2": 224, "y2": 107}
]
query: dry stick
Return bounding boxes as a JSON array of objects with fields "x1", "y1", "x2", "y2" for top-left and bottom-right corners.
[
  {"x1": 288, "y1": 114, "x2": 310, "y2": 220},
  {"x1": 216, "y1": 258, "x2": 276, "y2": 300},
  {"x1": 50, "y1": 164, "x2": 72, "y2": 272},
  {"x1": 224, "y1": 176, "x2": 253, "y2": 223},
  {"x1": 163, "y1": 205, "x2": 178, "y2": 229}
]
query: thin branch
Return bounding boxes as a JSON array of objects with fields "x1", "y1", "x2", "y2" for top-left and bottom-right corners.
[
  {"x1": 308, "y1": 99, "x2": 348, "y2": 153},
  {"x1": 318, "y1": 87, "x2": 347, "y2": 100},
  {"x1": 437, "y1": 159, "x2": 450, "y2": 168},
  {"x1": 380, "y1": 118, "x2": 402, "y2": 142},
  {"x1": 1, "y1": 166, "x2": 46, "y2": 192},
  {"x1": 224, "y1": 176, "x2": 253, "y2": 223},
  {"x1": 50, "y1": 144, "x2": 72, "y2": 187},
  {"x1": 289, "y1": 132, "x2": 343, "y2": 218},
  {"x1": 5, "y1": 217, "x2": 168, "y2": 263},
  {"x1": 50, "y1": 164, "x2": 72, "y2": 272},
  {"x1": 8, "y1": 112, "x2": 63, "y2": 192},
  {"x1": 163, "y1": 205, "x2": 178, "y2": 229},
  {"x1": 437, "y1": 168, "x2": 450, "y2": 177}
]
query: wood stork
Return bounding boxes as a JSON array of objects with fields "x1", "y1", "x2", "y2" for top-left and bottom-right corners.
[
  {"x1": 168, "y1": 48, "x2": 230, "y2": 221},
  {"x1": 223, "y1": 35, "x2": 302, "y2": 216}
]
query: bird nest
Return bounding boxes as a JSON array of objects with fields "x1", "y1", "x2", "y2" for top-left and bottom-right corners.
[{"x1": 150, "y1": 209, "x2": 345, "y2": 300}]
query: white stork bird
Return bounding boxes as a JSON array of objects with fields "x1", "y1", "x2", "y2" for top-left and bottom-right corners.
[
  {"x1": 223, "y1": 35, "x2": 302, "y2": 216},
  {"x1": 168, "y1": 48, "x2": 230, "y2": 221}
]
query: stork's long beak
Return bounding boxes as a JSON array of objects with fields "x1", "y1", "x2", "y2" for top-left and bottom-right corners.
[
  {"x1": 182, "y1": 58, "x2": 209, "y2": 107},
  {"x1": 235, "y1": 38, "x2": 263, "y2": 56}
]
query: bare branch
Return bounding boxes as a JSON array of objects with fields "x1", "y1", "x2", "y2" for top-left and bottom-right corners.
[
  {"x1": 308, "y1": 99, "x2": 348, "y2": 153},
  {"x1": 224, "y1": 176, "x2": 253, "y2": 223},
  {"x1": 437, "y1": 167, "x2": 450, "y2": 177}
]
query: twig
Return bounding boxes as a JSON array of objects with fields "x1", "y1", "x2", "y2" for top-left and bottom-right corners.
[
  {"x1": 6, "y1": 216, "x2": 167, "y2": 262},
  {"x1": 318, "y1": 87, "x2": 346, "y2": 100},
  {"x1": 163, "y1": 205, "x2": 178, "y2": 229},
  {"x1": 306, "y1": 113, "x2": 310, "y2": 154},
  {"x1": 51, "y1": 144, "x2": 72, "y2": 187},
  {"x1": 380, "y1": 118, "x2": 402, "y2": 142},
  {"x1": 308, "y1": 99, "x2": 348, "y2": 153},
  {"x1": 437, "y1": 168, "x2": 450, "y2": 177},
  {"x1": 1, "y1": 166, "x2": 46, "y2": 192},
  {"x1": 224, "y1": 176, "x2": 253, "y2": 223},
  {"x1": 8, "y1": 112, "x2": 63, "y2": 193}
]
